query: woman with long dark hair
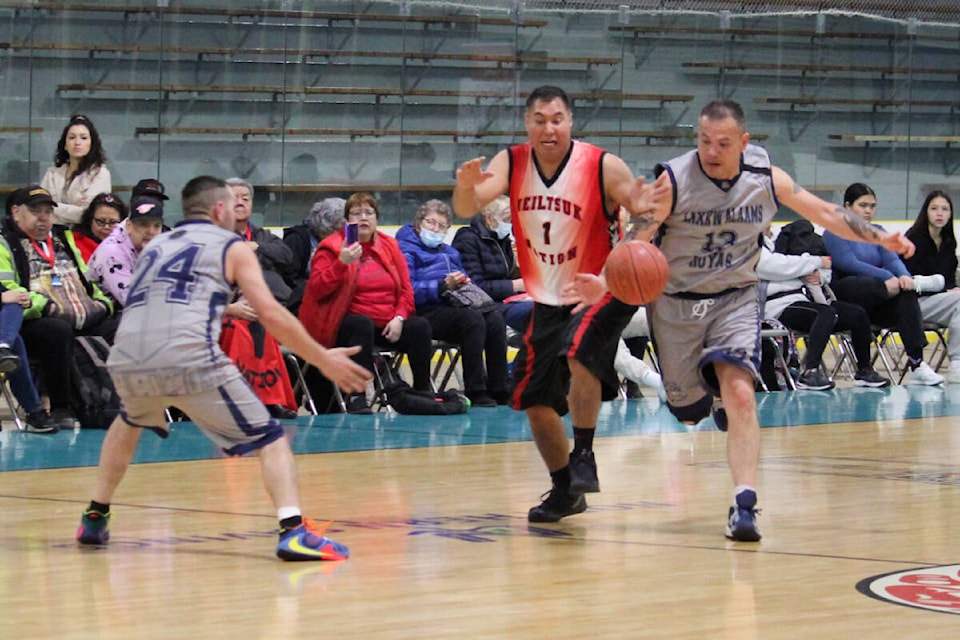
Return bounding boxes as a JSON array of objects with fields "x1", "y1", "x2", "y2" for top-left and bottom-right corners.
[
  {"x1": 904, "y1": 190, "x2": 960, "y2": 382},
  {"x1": 40, "y1": 114, "x2": 112, "y2": 226}
]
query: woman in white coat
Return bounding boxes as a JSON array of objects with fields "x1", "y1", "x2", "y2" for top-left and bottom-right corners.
[{"x1": 40, "y1": 114, "x2": 112, "y2": 226}]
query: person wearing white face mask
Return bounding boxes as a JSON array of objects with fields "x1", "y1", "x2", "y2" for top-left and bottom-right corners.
[
  {"x1": 398, "y1": 199, "x2": 511, "y2": 407},
  {"x1": 452, "y1": 195, "x2": 533, "y2": 334}
]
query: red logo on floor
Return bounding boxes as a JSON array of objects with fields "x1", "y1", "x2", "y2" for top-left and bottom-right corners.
[{"x1": 857, "y1": 565, "x2": 960, "y2": 615}]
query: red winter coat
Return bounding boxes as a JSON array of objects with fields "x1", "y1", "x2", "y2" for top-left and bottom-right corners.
[{"x1": 299, "y1": 229, "x2": 416, "y2": 347}]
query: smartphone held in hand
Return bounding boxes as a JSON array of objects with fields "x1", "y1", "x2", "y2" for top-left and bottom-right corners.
[{"x1": 345, "y1": 222, "x2": 359, "y2": 245}]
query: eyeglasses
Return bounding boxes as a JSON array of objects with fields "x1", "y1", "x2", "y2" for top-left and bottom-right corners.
[
  {"x1": 420, "y1": 217, "x2": 450, "y2": 232},
  {"x1": 93, "y1": 217, "x2": 121, "y2": 228},
  {"x1": 348, "y1": 209, "x2": 377, "y2": 220}
]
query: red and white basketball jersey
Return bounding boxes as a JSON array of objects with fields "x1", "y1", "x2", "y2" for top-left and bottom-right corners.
[{"x1": 508, "y1": 140, "x2": 616, "y2": 306}]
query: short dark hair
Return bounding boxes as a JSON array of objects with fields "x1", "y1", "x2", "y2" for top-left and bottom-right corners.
[
  {"x1": 843, "y1": 182, "x2": 876, "y2": 207},
  {"x1": 344, "y1": 192, "x2": 379, "y2": 219},
  {"x1": 182, "y1": 175, "x2": 229, "y2": 217},
  {"x1": 525, "y1": 85, "x2": 571, "y2": 111},
  {"x1": 700, "y1": 99, "x2": 745, "y2": 130},
  {"x1": 54, "y1": 114, "x2": 107, "y2": 174}
]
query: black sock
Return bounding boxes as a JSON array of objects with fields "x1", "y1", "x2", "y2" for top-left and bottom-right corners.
[
  {"x1": 550, "y1": 466, "x2": 571, "y2": 491},
  {"x1": 279, "y1": 515, "x2": 303, "y2": 530},
  {"x1": 88, "y1": 501, "x2": 110, "y2": 515},
  {"x1": 572, "y1": 427, "x2": 595, "y2": 453}
]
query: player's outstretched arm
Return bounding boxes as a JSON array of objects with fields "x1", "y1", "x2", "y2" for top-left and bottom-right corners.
[
  {"x1": 452, "y1": 151, "x2": 510, "y2": 218},
  {"x1": 226, "y1": 242, "x2": 371, "y2": 393},
  {"x1": 602, "y1": 155, "x2": 672, "y2": 242},
  {"x1": 773, "y1": 166, "x2": 915, "y2": 258}
]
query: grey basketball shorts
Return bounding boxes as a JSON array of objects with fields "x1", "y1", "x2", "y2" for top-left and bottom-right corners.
[
  {"x1": 648, "y1": 286, "x2": 761, "y2": 413},
  {"x1": 112, "y1": 368, "x2": 284, "y2": 456}
]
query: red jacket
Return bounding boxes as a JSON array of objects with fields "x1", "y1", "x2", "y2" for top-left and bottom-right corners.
[{"x1": 299, "y1": 229, "x2": 416, "y2": 347}]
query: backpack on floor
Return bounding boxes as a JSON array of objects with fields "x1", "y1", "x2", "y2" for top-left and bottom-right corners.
[
  {"x1": 70, "y1": 336, "x2": 121, "y2": 429},
  {"x1": 383, "y1": 380, "x2": 469, "y2": 415}
]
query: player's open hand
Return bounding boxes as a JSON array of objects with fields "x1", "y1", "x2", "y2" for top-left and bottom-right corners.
[
  {"x1": 560, "y1": 273, "x2": 608, "y2": 314},
  {"x1": 318, "y1": 345, "x2": 372, "y2": 394},
  {"x1": 882, "y1": 232, "x2": 915, "y2": 258},
  {"x1": 455, "y1": 157, "x2": 494, "y2": 189}
]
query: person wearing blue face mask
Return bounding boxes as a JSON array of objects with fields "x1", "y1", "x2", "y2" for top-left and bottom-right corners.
[
  {"x1": 397, "y1": 199, "x2": 510, "y2": 407},
  {"x1": 452, "y1": 195, "x2": 533, "y2": 334}
]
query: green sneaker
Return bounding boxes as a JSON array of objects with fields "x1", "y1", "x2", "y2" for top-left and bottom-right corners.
[{"x1": 77, "y1": 510, "x2": 111, "y2": 545}]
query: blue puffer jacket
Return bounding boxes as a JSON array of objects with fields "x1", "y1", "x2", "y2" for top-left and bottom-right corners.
[{"x1": 396, "y1": 223, "x2": 465, "y2": 310}]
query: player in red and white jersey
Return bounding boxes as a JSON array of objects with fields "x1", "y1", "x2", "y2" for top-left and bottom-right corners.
[{"x1": 454, "y1": 85, "x2": 669, "y2": 523}]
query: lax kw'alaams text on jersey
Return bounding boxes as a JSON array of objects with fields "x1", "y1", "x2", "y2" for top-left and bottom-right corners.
[{"x1": 655, "y1": 144, "x2": 779, "y2": 296}]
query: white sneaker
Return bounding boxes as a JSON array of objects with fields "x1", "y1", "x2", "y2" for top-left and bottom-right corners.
[
  {"x1": 946, "y1": 361, "x2": 960, "y2": 384},
  {"x1": 902, "y1": 361, "x2": 946, "y2": 386}
]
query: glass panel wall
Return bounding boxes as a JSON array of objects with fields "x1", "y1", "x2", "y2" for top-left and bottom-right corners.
[{"x1": 1, "y1": 1, "x2": 956, "y2": 226}]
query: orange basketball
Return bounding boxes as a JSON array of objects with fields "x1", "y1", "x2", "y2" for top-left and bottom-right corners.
[{"x1": 604, "y1": 241, "x2": 670, "y2": 305}]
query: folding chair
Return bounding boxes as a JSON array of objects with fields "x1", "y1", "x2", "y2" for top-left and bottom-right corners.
[
  {"x1": 281, "y1": 347, "x2": 327, "y2": 415},
  {"x1": 758, "y1": 326, "x2": 797, "y2": 391},
  {"x1": 431, "y1": 340, "x2": 462, "y2": 392},
  {"x1": 0, "y1": 374, "x2": 24, "y2": 431},
  {"x1": 923, "y1": 321, "x2": 950, "y2": 372}
]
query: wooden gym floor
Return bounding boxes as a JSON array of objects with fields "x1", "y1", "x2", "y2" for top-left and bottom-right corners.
[{"x1": 1, "y1": 385, "x2": 959, "y2": 638}]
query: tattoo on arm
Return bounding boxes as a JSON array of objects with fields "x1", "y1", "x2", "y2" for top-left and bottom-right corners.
[{"x1": 839, "y1": 207, "x2": 880, "y2": 242}]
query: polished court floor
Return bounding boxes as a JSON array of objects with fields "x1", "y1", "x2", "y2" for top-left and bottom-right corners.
[{"x1": 2, "y1": 385, "x2": 959, "y2": 638}]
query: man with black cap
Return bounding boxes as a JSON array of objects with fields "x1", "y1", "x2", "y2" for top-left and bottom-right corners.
[
  {"x1": 88, "y1": 195, "x2": 165, "y2": 306},
  {"x1": 131, "y1": 178, "x2": 169, "y2": 202},
  {"x1": 0, "y1": 185, "x2": 119, "y2": 429}
]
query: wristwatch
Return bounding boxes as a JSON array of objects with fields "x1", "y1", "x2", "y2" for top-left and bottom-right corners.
[{"x1": 393, "y1": 314, "x2": 406, "y2": 322}]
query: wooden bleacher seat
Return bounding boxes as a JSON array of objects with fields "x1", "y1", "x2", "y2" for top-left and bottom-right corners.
[
  {"x1": 0, "y1": 126, "x2": 42, "y2": 134},
  {"x1": 1, "y1": 3, "x2": 547, "y2": 28},
  {"x1": 133, "y1": 126, "x2": 764, "y2": 143},
  {"x1": 8, "y1": 41, "x2": 615, "y2": 69},
  {"x1": 682, "y1": 60, "x2": 959, "y2": 79},
  {"x1": 755, "y1": 96, "x2": 960, "y2": 110},
  {"x1": 828, "y1": 134, "x2": 960, "y2": 145},
  {"x1": 59, "y1": 83, "x2": 693, "y2": 107}
]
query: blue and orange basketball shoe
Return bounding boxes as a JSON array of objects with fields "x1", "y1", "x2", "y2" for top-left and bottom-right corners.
[
  {"x1": 277, "y1": 519, "x2": 350, "y2": 561},
  {"x1": 77, "y1": 510, "x2": 111, "y2": 545}
]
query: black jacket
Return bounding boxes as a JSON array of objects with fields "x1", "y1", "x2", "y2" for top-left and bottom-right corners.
[
  {"x1": 904, "y1": 225, "x2": 958, "y2": 290},
  {"x1": 451, "y1": 216, "x2": 518, "y2": 302}
]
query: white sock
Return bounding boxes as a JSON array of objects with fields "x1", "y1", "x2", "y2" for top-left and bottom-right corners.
[
  {"x1": 733, "y1": 485, "x2": 755, "y2": 503},
  {"x1": 277, "y1": 506, "x2": 301, "y2": 522}
]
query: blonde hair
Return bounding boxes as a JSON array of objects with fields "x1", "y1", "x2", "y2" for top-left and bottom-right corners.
[{"x1": 481, "y1": 195, "x2": 510, "y2": 220}]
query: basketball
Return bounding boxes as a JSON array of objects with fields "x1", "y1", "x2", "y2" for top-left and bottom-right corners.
[{"x1": 604, "y1": 241, "x2": 670, "y2": 305}]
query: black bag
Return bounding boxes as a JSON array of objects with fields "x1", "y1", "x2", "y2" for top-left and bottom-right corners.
[
  {"x1": 442, "y1": 282, "x2": 497, "y2": 312},
  {"x1": 774, "y1": 219, "x2": 828, "y2": 257},
  {"x1": 382, "y1": 379, "x2": 469, "y2": 415},
  {"x1": 70, "y1": 336, "x2": 121, "y2": 429}
]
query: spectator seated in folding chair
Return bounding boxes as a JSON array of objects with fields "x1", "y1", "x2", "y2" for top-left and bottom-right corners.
[
  {"x1": 397, "y1": 199, "x2": 510, "y2": 408},
  {"x1": 758, "y1": 224, "x2": 889, "y2": 390},
  {"x1": 903, "y1": 190, "x2": 960, "y2": 384},
  {"x1": 299, "y1": 192, "x2": 433, "y2": 414},
  {"x1": 824, "y1": 183, "x2": 944, "y2": 386},
  {"x1": 0, "y1": 288, "x2": 58, "y2": 433}
]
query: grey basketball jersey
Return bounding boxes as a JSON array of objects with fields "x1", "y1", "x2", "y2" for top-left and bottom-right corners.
[
  {"x1": 655, "y1": 144, "x2": 778, "y2": 295},
  {"x1": 108, "y1": 220, "x2": 240, "y2": 392}
]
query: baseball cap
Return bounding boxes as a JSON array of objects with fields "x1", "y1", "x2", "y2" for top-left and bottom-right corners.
[
  {"x1": 14, "y1": 185, "x2": 57, "y2": 208},
  {"x1": 131, "y1": 178, "x2": 169, "y2": 201},
  {"x1": 129, "y1": 195, "x2": 164, "y2": 220}
]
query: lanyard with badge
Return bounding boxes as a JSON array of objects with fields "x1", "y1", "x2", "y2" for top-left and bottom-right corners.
[{"x1": 31, "y1": 235, "x2": 61, "y2": 287}]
